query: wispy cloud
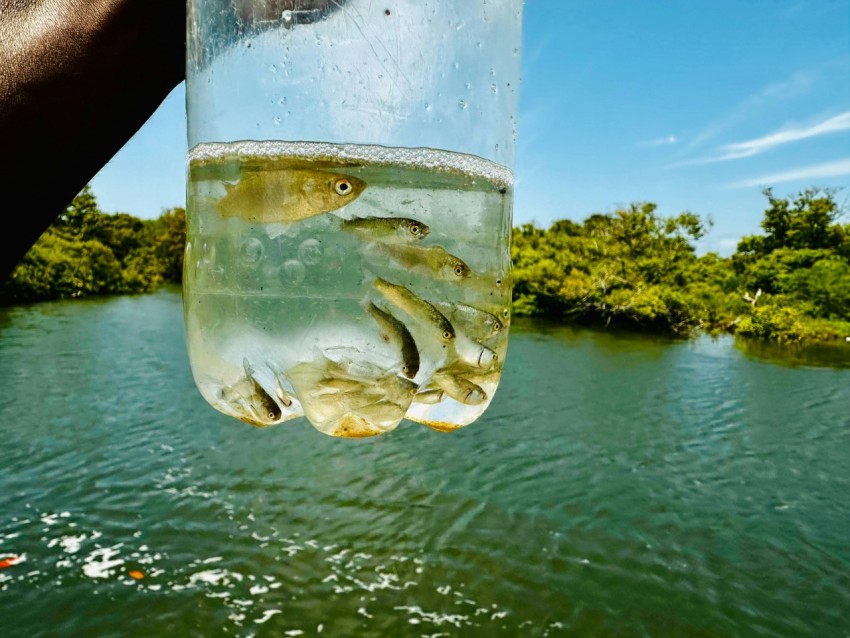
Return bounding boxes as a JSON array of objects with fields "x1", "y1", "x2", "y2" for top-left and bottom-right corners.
[
  {"x1": 717, "y1": 111, "x2": 850, "y2": 160},
  {"x1": 639, "y1": 135, "x2": 677, "y2": 147},
  {"x1": 687, "y1": 69, "x2": 818, "y2": 150},
  {"x1": 728, "y1": 158, "x2": 850, "y2": 188},
  {"x1": 672, "y1": 111, "x2": 850, "y2": 167}
]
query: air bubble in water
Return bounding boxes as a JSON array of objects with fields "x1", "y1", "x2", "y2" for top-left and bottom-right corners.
[
  {"x1": 298, "y1": 238, "x2": 323, "y2": 265},
  {"x1": 239, "y1": 238, "x2": 264, "y2": 265}
]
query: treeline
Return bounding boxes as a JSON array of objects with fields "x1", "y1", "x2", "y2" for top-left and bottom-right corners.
[
  {"x1": 0, "y1": 186, "x2": 186, "y2": 305},
  {"x1": 512, "y1": 187, "x2": 850, "y2": 343},
  {"x1": 3, "y1": 185, "x2": 849, "y2": 344}
]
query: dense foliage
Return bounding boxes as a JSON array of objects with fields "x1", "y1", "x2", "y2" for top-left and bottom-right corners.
[
  {"x1": 512, "y1": 187, "x2": 850, "y2": 343},
  {"x1": 0, "y1": 186, "x2": 186, "y2": 305},
  {"x1": 2, "y1": 185, "x2": 848, "y2": 344}
]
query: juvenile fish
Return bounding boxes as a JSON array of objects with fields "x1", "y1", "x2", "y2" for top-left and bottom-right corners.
[
  {"x1": 435, "y1": 301, "x2": 504, "y2": 340},
  {"x1": 312, "y1": 377, "x2": 368, "y2": 396},
  {"x1": 365, "y1": 302, "x2": 420, "y2": 379},
  {"x1": 412, "y1": 389, "x2": 445, "y2": 404},
  {"x1": 372, "y1": 277, "x2": 456, "y2": 344},
  {"x1": 431, "y1": 371, "x2": 487, "y2": 406},
  {"x1": 221, "y1": 358, "x2": 282, "y2": 426},
  {"x1": 266, "y1": 362, "x2": 294, "y2": 407},
  {"x1": 439, "y1": 360, "x2": 503, "y2": 387},
  {"x1": 217, "y1": 169, "x2": 367, "y2": 223},
  {"x1": 372, "y1": 243, "x2": 471, "y2": 280},
  {"x1": 452, "y1": 337, "x2": 498, "y2": 369},
  {"x1": 354, "y1": 400, "x2": 407, "y2": 428},
  {"x1": 342, "y1": 216, "x2": 429, "y2": 242}
]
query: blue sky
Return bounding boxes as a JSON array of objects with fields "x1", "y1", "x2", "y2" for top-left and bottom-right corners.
[{"x1": 90, "y1": 0, "x2": 850, "y2": 255}]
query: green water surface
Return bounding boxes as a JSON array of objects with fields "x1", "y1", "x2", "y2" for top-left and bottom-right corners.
[{"x1": 0, "y1": 290, "x2": 848, "y2": 637}]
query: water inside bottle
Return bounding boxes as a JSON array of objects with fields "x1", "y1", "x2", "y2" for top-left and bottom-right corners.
[{"x1": 184, "y1": 141, "x2": 512, "y2": 437}]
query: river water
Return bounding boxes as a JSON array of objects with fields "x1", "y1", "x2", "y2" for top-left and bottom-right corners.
[{"x1": 0, "y1": 290, "x2": 848, "y2": 637}]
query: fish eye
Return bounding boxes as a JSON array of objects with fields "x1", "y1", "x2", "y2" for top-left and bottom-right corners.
[
  {"x1": 334, "y1": 178, "x2": 353, "y2": 196},
  {"x1": 442, "y1": 330, "x2": 453, "y2": 341},
  {"x1": 410, "y1": 224, "x2": 420, "y2": 234},
  {"x1": 454, "y1": 264, "x2": 465, "y2": 277},
  {"x1": 502, "y1": 309, "x2": 509, "y2": 318}
]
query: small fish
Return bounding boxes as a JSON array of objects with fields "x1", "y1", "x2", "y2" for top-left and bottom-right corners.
[
  {"x1": 365, "y1": 302, "x2": 420, "y2": 379},
  {"x1": 372, "y1": 277, "x2": 455, "y2": 344},
  {"x1": 0, "y1": 555, "x2": 22, "y2": 569},
  {"x1": 353, "y1": 399, "x2": 407, "y2": 427},
  {"x1": 342, "y1": 216, "x2": 430, "y2": 242},
  {"x1": 412, "y1": 389, "x2": 445, "y2": 404},
  {"x1": 460, "y1": 340, "x2": 497, "y2": 368},
  {"x1": 371, "y1": 243, "x2": 471, "y2": 280},
  {"x1": 266, "y1": 362, "x2": 294, "y2": 407},
  {"x1": 128, "y1": 570, "x2": 144, "y2": 580},
  {"x1": 221, "y1": 358, "x2": 282, "y2": 426},
  {"x1": 217, "y1": 169, "x2": 367, "y2": 223},
  {"x1": 440, "y1": 361, "x2": 503, "y2": 388},
  {"x1": 312, "y1": 376, "x2": 368, "y2": 396},
  {"x1": 447, "y1": 332, "x2": 498, "y2": 369},
  {"x1": 431, "y1": 371, "x2": 487, "y2": 406},
  {"x1": 435, "y1": 301, "x2": 504, "y2": 340}
]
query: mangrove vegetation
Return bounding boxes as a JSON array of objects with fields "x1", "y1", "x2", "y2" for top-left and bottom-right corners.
[
  {"x1": 513, "y1": 187, "x2": 850, "y2": 343},
  {"x1": 2, "y1": 185, "x2": 848, "y2": 345},
  {"x1": 1, "y1": 186, "x2": 186, "y2": 305}
]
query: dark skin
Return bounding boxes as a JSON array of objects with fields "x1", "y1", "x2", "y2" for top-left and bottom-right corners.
[
  {"x1": 0, "y1": 0, "x2": 185, "y2": 281},
  {"x1": 0, "y1": 0, "x2": 351, "y2": 282}
]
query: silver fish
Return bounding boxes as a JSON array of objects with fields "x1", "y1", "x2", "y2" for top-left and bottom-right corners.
[
  {"x1": 435, "y1": 301, "x2": 504, "y2": 340},
  {"x1": 286, "y1": 356, "x2": 415, "y2": 434},
  {"x1": 412, "y1": 389, "x2": 446, "y2": 404},
  {"x1": 365, "y1": 302, "x2": 420, "y2": 379},
  {"x1": 431, "y1": 371, "x2": 487, "y2": 406},
  {"x1": 312, "y1": 376, "x2": 369, "y2": 397},
  {"x1": 371, "y1": 243, "x2": 471, "y2": 280},
  {"x1": 439, "y1": 360, "x2": 504, "y2": 388},
  {"x1": 342, "y1": 216, "x2": 430, "y2": 242},
  {"x1": 353, "y1": 400, "x2": 407, "y2": 427},
  {"x1": 266, "y1": 362, "x2": 294, "y2": 407},
  {"x1": 459, "y1": 340, "x2": 498, "y2": 368},
  {"x1": 372, "y1": 277, "x2": 456, "y2": 344},
  {"x1": 221, "y1": 358, "x2": 283, "y2": 427}
]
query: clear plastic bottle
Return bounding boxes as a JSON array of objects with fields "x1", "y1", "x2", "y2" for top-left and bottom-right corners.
[{"x1": 184, "y1": 1, "x2": 523, "y2": 437}]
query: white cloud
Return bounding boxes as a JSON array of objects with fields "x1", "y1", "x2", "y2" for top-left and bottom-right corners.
[
  {"x1": 671, "y1": 111, "x2": 850, "y2": 167},
  {"x1": 687, "y1": 69, "x2": 818, "y2": 149},
  {"x1": 717, "y1": 111, "x2": 850, "y2": 160},
  {"x1": 728, "y1": 158, "x2": 850, "y2": 188},
  {"x1": 639, "y1": 136, "x2": 677, "y2": 147}
]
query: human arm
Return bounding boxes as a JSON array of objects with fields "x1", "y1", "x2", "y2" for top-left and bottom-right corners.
[{"x1": 0, "y1": 0, "x2": 185, "y2": 280}]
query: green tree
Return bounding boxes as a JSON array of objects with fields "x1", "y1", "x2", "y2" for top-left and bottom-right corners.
[{"x1": 1, "y1": 187, "x2": 187, "y2": 304}]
